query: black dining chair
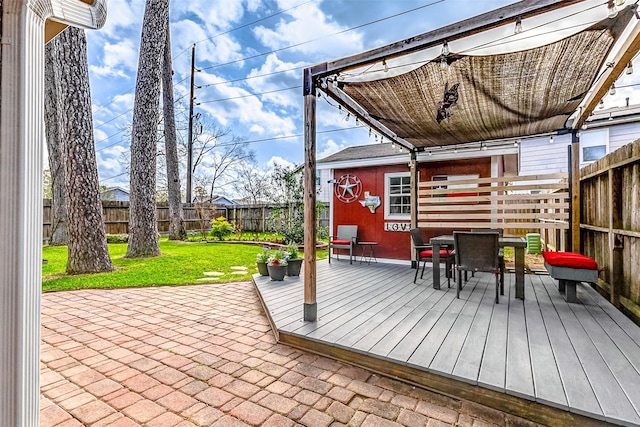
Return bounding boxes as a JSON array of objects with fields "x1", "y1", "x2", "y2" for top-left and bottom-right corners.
[
  {"x1": 471, "y1": 228, "x2": 505, "y2": 295},
  {"x1": 453, "y1": 231, "x2": 501, "y2": 303},
  {"x1": 410, "y1": 228, "x2": 453, "y2": 285}
]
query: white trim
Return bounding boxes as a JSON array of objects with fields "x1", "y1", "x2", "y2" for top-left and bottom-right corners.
[
  {"x1": 384, "y1": 172, "x2": 411, "y2": 220},
  {"x1": 318, "y1": 154, "x2": 409, "y2": 170},
  {"x1": 317, "y1": 144, "x2": 518, "y2": 170}
]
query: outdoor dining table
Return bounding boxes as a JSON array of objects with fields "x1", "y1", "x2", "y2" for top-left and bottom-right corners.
[{"x1": 429, "y1": 234, "x2": 528, "y2": 299}]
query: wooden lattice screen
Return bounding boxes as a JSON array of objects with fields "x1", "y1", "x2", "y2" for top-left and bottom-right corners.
[{"x1": 417, "y1": 173, "x2": 569, "y2": 236}]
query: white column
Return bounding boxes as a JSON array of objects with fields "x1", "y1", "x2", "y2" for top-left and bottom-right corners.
[
  {"x1": 0, "y1": 2, "x2": 45, "y2": 425},
  {"x1": 2, "y1": 1, "x2": 107, "y2": 424}
]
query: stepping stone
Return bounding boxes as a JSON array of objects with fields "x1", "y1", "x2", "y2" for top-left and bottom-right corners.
[
  {"x1": 196, "y1": 277, "x2": 219, "y2": 282},
  {"x1": 231, "y1": 271, "x2": 248, "y2": 275},
  {"x1": 230, "y1": 266, "x2": 248, "y2": 270},
  {"x1": 203, "y1": 271, "x2": 225, "y2": 276}
]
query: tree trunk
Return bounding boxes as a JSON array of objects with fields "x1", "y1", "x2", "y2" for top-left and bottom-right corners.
[
  {"x1": 162, "y1": 14, "x2": 186, "y2": 240},
  {"x1": 44, "y1": 40, "x2": 68, "y2": 246},
  {"x1": 51, "y1": 27, "x2": 113, "y2": 274},
  {"x1": 126, "y1": 0, "x2": 169, "y2": 257}
]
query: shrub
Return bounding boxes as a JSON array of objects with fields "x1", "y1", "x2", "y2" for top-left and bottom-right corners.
[
  {"x1": 256, "y1": 247, "x2": 271, "y2": 263},
  {"x1": 209, "y1": 216, "x2": 234, "y2": 241},
  {"x1": 285, "y1": 242, "x2": 300, "y2": 259},
  {"x1": 106, "y1": 234, "x2": 129, "y2": 243}
]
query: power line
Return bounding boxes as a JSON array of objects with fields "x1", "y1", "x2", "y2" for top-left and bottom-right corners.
[
  {"x1": 198, "y1": 0, "x2": 445, "y2": 73},
  {"x1": 197, "y1": 85, "x2": 302, "y2": 104}
]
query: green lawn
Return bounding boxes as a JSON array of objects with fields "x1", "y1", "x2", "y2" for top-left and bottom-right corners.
[{"x1": 42, "y1": 240, "x2": 327, "y2": 292}]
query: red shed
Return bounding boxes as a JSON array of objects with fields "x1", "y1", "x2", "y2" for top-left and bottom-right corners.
[{"x1": 317, "y1": 142, "x2": 517, "y2": 264}]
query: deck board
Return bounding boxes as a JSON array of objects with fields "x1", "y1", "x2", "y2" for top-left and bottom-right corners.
[
  {"x1": 254, "y1": 259, "x2": 640, "y2": 426},
  {"x1": 522, "y1": 274, "x2": 567, "y2": 409},
  {"x1": 427, "y1": 276, "x2": 488, "y2": 377},
  {"x1": 540, "y1": 277, "x2": 640, "y2": 426}
]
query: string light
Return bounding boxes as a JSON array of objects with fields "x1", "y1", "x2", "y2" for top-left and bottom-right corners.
[
  {"x1": 608, "y1": 1, "x2": 619, "y2": 19},
  {"x1": 440, "y1": 40, "x2": 450, "y2": 70},
  {"x1": 549, "y1": 135, "x2": 554, "y2": 144},
  {"x1": 332, "y1": 78, "x2": 338, "y2": 89},
  {"x1": 345, "y1": 112, "x2": 351, "y2": 122},
  {"x1": 428, "y1": 150, "x2": 432, "y2": 156},
  {"x1": 382, "y1": 59, "x2": 389, "y2": 73},
  {"x1": 481, "y1": 142, "x2": 487, "y2": 151},
  {"x1": 609, "y1": 83, "x2": 616, "y2": 95},
  {"x1": 514, "y1": 140, "x2": 519, "y2": 147},
  {"x1": 599, "y1": 99, "x2": 605, "y2": 109},
  {"x1": 440, "y1": 55, "x2": 448, "y2": 70},
  {"x1": 609, "y1": 112, "x2": 614, "y2": 121},
  {"x1": 441, "y1": 40, "x2": 450, "y2": 56},
  {"x1": 514, "y1": 17, "x2": 522, "y2": 34},
  {"x1": 454, "y1": 146, "x2": 458, "y2": 154},
  {"x1": 368, "y1": 128, "x2": 372, "y2": 137},
  {"x1": 626, "y1": 62, "x2": 634, "y2": 75},
  {"x1": 355, "y1": 117, "x2": 359, "y2": 126}
]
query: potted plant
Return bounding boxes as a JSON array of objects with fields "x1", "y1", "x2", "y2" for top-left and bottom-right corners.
[
  {"x1": 267, "y1": 250, "x2": 288, "y2": 281},
  {"x1": 285, "y1": 242, "x2": 303, "y2": 276},
  {"x1": 256, "y1": 247, "x2": 271, "y2": 276}
]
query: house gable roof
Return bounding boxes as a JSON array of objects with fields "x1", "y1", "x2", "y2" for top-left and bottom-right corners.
[{"x1": 318, "y1": 143, "x2": 404, "y2": 163}]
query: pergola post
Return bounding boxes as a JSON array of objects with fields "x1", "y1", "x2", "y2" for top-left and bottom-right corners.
[
  {"x1": 570, "y1": 130, "x2": 581, "y2": 252},
  {"x1": 303, "y1": 68, "x2": 317, "y2": 322},
  {"x1": 409, "y1": 151, "x2": 418, "y2": 268}
]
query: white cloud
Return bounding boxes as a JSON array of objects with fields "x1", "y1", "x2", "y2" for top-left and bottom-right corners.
[
  {"x1": 318, "y1": 139, "x2": 346, "y2": 159},
  {"x1": 94, "y1": 128, "x2": 108, "y2": 143},
  {"x1": 267, "y1": 155, "x2": 296, "y2": 170},
  {"x1": 253, "y1": 2, "x2": 363, "y2": 57},
  {"x1": 89, "y1": 40, "x2": 138, "y2": 78},
  {"x1": 172, "y1": 0, "x2": 245, "y2": 31},
  {"x1": 98, "y1": 0, "x2": 144, "y2": 39},
  {"x1": 171, "y1": 19, "x2": 244, "y2": 67}
]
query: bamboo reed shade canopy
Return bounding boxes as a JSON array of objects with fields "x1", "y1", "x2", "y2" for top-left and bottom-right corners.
[{"x1": 314, "y1": 0, "x2": 640, "y2": 149}]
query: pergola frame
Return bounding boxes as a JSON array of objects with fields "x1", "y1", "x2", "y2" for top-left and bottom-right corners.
[{"x1": 302, "y1": 0, "x2": 640, "y2": 321}]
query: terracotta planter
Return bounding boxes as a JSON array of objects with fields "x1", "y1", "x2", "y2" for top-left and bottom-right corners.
[
  {"x1": 287, "y1": 258, "x2": 303, "y2": 276},
  {"x1": 257, "y1": 261, "x2": 269, "y2": 276},
  {"x1": 267, "y1": 264, "x2": 287, "y2": 281}
]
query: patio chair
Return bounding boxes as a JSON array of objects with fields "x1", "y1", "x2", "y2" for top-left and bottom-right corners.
[
  {"x1": 453, "y1": 231, "x2": 501, "y2": 303},
  {"x1": 410, "y1": 228, "x2": 452, "y2": 285},
  {"x1": 329, "y1": 225, "x2": 358, "y2": 264},
  {"x1": 471, "y1": 228, "x2": 505, "y2": 295}
]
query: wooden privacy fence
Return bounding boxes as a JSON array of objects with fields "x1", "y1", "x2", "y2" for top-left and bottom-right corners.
[
  {"x1": 43, "y1": 200, "x2": 329, "y2": 240},
  {"x1": 417, "y1": 173, "x2": 569, "y2": 248},
  {"x1": 580, "y1": 139, "x2": 640, "y2": 318}
]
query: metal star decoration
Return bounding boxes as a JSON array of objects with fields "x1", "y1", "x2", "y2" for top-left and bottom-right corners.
[{"x1": 334, "y1": 174, "x2": 362, "y2": 203}]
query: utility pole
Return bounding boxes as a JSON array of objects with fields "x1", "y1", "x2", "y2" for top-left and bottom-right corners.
[{"x1": 186, "y1": 44, "x2": 196, "y2": 203}]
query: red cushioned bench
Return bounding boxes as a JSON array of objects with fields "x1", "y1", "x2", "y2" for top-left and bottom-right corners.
[{"x1": 542, "y1": 251, "x2": 598, "y2": 303}]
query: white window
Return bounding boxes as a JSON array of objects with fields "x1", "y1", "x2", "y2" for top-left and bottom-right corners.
[
  {"x1": 385, "y1": 172, "x2": 411, "y2": 219},
  {"x1": 580, "y1": 129, "x2": 608, "y2": 163}
]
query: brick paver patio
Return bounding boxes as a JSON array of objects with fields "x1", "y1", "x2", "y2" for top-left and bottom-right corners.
[{"x1": 40, "y1": 282, "x2": 538, "y2": 426}]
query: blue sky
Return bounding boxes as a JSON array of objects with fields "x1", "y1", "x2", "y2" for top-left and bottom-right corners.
[{"x1": 84, "y1": 0, "x2": 639, "y2": 194}]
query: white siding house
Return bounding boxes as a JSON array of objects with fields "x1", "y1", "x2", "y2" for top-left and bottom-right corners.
[{"x1": 520, "y1": 105, "x2": 640, "y2": 175}]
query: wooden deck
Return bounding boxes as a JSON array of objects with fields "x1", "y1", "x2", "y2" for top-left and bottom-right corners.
[{"x1": 253, "y1": 260, "x2": 640, "y2": 426}]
